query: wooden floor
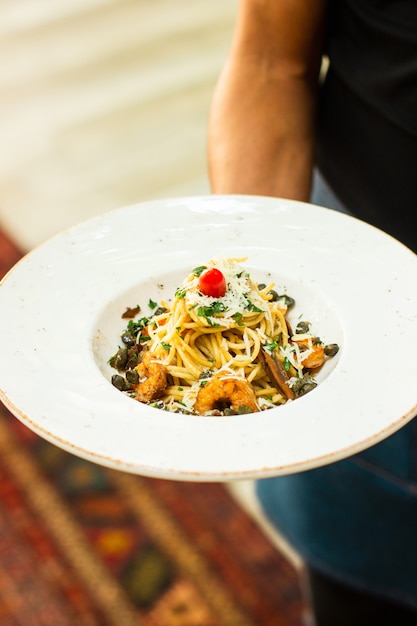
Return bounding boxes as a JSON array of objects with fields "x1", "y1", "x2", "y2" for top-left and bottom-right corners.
[{"x1": 0, "y1": 0, "x2": 238, "y2": 250}]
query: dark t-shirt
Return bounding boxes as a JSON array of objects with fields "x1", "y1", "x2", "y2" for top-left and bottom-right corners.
[
  {"x1": 257, "y1": 1, "x2": 417, "y2": 607},
  {"x1": 316, "y1": 0, "x2": 417, "y2": 251}
]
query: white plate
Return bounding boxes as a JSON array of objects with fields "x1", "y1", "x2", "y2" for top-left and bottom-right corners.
[{"x1": 1, "y1": 195, "x2": 416, "y2": 481}]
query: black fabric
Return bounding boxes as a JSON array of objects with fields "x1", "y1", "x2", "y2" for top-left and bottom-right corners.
[
  {"x1": 307, "y1": 567, "x2": 417, "y2": 626},
  {"x1": 316, "y1": 69, "x2": 417, "y2": 252},
  {"x1": 316, "y1": 0, "x2": 417, "y2": 253},
  {"x1": 325, "y1": 0, "x2": 417, "y2": 136}
]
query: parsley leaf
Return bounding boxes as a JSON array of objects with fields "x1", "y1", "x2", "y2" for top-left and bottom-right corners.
[
  {"x1": 233, "y1": 312, "x2": 244, "y2": 326},
  {"x1": 197, "y1": 301, "x2": 226, "y2": 326},
  {"x1": 175, "y1": 287, "x2": 187, "y2": 299},
  {"x1": 127, "y1": 317, "x2": 149, "y2": 335},
  {"x1": 192, "y1": 265, "x2": 207, "y2": 277},
  {"x1": 264, "y1": 339, "x2": 280, "y2": 353},
  {"x1": 244, "y1": 297, "x2": 264, "y2": 313}
]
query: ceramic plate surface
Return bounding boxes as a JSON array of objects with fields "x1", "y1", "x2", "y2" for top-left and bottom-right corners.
[{"x1": 1, "y1": 195, "x2": 416, "y2": 481}]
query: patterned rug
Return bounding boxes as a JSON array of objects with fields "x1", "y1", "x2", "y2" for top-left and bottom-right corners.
[{"x1": 0, "y1": 227, "x2": 304, "y2": 626}]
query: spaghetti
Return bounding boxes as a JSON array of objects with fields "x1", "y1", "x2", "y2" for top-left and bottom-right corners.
[{"x1": 109, "y1": 258, "x2": 339, "y2": 415}]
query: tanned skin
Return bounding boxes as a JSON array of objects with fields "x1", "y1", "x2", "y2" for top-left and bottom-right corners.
[{"x1": 208, "y1": 0, "x2": 328, "y2": 201}]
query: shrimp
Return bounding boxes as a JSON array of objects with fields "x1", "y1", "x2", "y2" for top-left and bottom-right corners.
[
  {"x1": 292, "y1": 338, "x2": 325, "y2": 369},
  {"x1": 194, "y1": 376, "x2": 259, "y2": 415},
  {"x1": 134, "y1": 351, "x2": 168, "y2": 403}
]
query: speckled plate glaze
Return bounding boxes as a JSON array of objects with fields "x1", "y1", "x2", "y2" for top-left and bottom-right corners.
[{"x1": 1, "y1": 195, "x2": 416, "y2": 481}]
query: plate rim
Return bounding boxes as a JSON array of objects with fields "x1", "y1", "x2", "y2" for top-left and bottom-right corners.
[{"x1": 1, "y1": 194, "x2": 416, "y2": 480}]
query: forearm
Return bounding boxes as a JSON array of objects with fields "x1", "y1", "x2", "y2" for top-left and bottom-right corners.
[
  {"x1": 208, "y1": 59, "x2": 317, "y2": 200},
  {"x1": 207, "y1": 0, "x2": 327, "y2": 201}
]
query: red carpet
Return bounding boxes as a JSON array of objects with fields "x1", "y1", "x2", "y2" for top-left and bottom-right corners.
[{"x1": 0, "y1": 226, "x2": 304, "y2": 626}]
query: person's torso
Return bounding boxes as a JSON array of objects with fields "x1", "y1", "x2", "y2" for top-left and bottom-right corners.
[
  {"x1": 326, "y1": 0, "x2": 417, "y2": 135},
  {"x1": 316, "y1": 0, "x2": 417, "y2": 251}
]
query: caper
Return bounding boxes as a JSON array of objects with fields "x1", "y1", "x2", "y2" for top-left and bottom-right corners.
[
  {"x1": 297, "y1": 381, "x2": 318, "y2": 396},
  {"x1": 257, "y1": 284, "x2": 280, "y2": 302},
  {"x1": 324, "y1": 343, "x2": 339, "y2": 357},
  {"x1": 237, "y1": 405, "x2": 253, "y2": 414},
  {"x1": 291, "y1": 375, "x2": 317, "y2": 396},
  {"x1": 295, "y1": 321, "x2": 311, "y2": 334},
  {"x1": 126, "y1": 346, "x2": 142, "y2": 370},
  {"x1": 268, "y1": 289, "x2": 279, "y2": 302},
  {"x1": 150, "y1": 400, "x2": 166, "y2": 410},
  {"x1": 278, "y1": 294, "x2": 295, "y2": 308},
  {"x1": 109, "y1": 347, "x2": 128, "y2": 371},
  {"x1": 115, "y1": 347, "x2": 129, "y2": 370},
  {"x1": 199, "y1": 369, "x2": 214, "y2": 381},
  {"x1": 121, "y1": 330, "x2": 136, "y2": 347},
  {"x1": 126, "y1": 369, "x2": 139, "y2": 384},
  {"x1": 152, "y1": 306, "x2": 167, "y2": 317},
  {"x1": 111, "y1": 374, "x2": 126, "y2": 391}
]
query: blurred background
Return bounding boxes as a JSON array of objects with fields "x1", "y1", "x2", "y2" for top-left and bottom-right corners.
[
  {"x1": 0, "y1": 0, "x2": 238, "y2": 251},
  {"x1": 0, "y1": 0, "x2": 300, "y2": 565},
  {"x1": 0, "y1": 3, "x2": 307, "y2": 623}
]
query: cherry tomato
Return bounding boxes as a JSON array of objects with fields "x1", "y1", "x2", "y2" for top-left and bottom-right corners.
[{"x1": 198, "y1": 268, "x2": 227, "y2": 298}]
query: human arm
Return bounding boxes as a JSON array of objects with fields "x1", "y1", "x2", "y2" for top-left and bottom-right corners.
[{"x1": 207, "y1": 0, "x2": 328, "y2": 200}]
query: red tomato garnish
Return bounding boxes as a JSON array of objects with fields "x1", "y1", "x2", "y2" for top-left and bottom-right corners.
[{"x1": 198, "y1": 268, "x2": 227, "y2": 298}]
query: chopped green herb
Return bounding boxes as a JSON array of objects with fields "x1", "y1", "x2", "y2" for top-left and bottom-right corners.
[
  {"x1": 127, "y1": 317, "x2": 149, "y2": 334},
  {"x1": 161, "y1": 342, "x2": 171, "y2": 350},
  {"x1": 175, "y1": 287, "x2": 187, "y2": 299},
  {"x1": 283, "y1": 357, "x2": 291, "y2": 372},
  {"x1": 192, "y1": 265, "x2": 207, "y2": 277},
  {"x1": 212, "y1": 302, "x2": 226, "y2": 315},
  {"x1": 233, "y1": 312, "x2": 244, "y2": 326},
  {"x1": 244, "y1": 298, "x2": 264, "y2": 313},
  {"x1": 198, "y1": 302, "x2": 226, "y2": 317},
  {"x1": 265, "y1": 339, "x2": 279, "y2": 353},
  {"x1": 148, "y1": 299, "x2": 158, "y2": 309},
  {"x1": 197, "y1": 301, "x2": 226, "y2": 325}
]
